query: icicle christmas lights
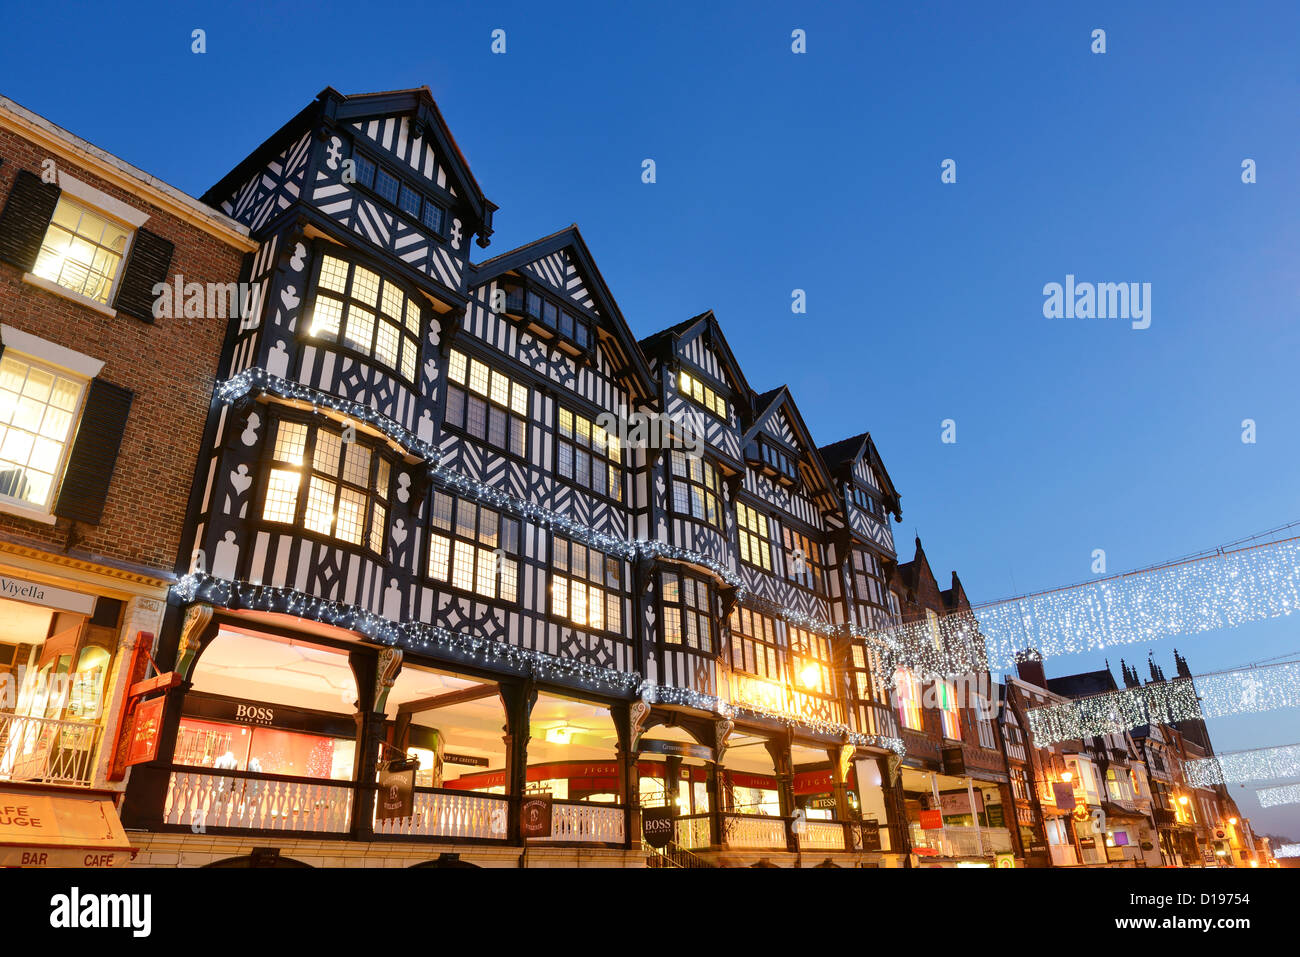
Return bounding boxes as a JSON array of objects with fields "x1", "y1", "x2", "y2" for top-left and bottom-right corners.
[
  {"x1": 1025, "y1": 661, "x2": 1300, "y2": 745},
  {"x1": 1256, "y1": 783, "x2": 1300, "y2": 808},
  {"x1": 861, "y1": 538, "x2": 1300, "y2": 671},
  {"x1": 1274, "y1": 843, "x2": 1300, "y2": 858},
  {"x1": 174, "y1": 572, "x2": 642, "y2": 693},
  {"x1": 1184, "y1": 743, "x2": 1300, "y2": 787},
  {"x1": 1026, "y1": 678, "x2": 1201, "y2": 746},
  {"x1": 636, "y1": 682, "x2": 906, "y2": 755}
]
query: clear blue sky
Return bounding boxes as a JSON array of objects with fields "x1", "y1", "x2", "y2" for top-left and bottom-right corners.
[{"x1": 4, "y1": 1, "x2": 1296, "y2": 837}]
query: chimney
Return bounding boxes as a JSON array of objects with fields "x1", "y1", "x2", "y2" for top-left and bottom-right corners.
[{"x1": 1015, "y1": 649, "x2": 1047, "y2": 689}]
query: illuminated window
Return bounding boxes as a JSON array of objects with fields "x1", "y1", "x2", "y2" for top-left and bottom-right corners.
[
  {"x1": 781, "y1": 525, "x2": 822, "y2": 591},
  {"x1": 0, "y1": 354, "x2": 86, "y2": 510},
  {"x1": 789, "y1": 627, "x2": 832, "y2": 695},
  {"x1": 728, "y1": 607, "x2": 783, "y2": 680},
  {"x1": 677, "y1": 369, "x2": 727, "y2": 420},
  {"x1": 669, "y1": 450, "x2": 722, "y2": 530},
  {"x1": 551, "y1": 536, "x2": 623, "y2": 634},
  {"x1": 308, "y1": 254, "x2": 423, "y2": 383},
  {"x1": 426, "y1": 491, "x2": 519, "y2": 601},
  {"x1": 660, "y1": 570, "x2": 715, "y2": 653},
  {"x1": 557, "y1": 407, "x2": 622, "y2": 501},
  {"x1": 736, "y1": 501, "x2": 773, "y2": 571},
  {"x1": 32, "y1": 197, "x2": 131, "y2": 304},
  {"x1": 938, "y1": 680, "x2": 962, "y2": 740},
  {"x1": 260, "y1": 420, "x2": 389, "y2": 551},
  {"x1": 895, "y1": 668, "x2": 924, "y2": 731},
  {"x1": 445, "y1": 349, "x2": 528, "y2": 457}
]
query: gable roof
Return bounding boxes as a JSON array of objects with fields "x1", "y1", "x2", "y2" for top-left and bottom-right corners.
[
  {"x1": 203, "y1": 86, "x2": 496, "y2": 243},
  {"x1": 638, "y1": 310, "x2": 754, "y2": 398},
  {"x1": 1047, "y1": 668, "x2": 1120, "y2": 700},
  {"x1": 471, "y1": 224, "x2": 655, "y2": 401},
  {"x1": 818, "y1": 431, "x2": 902, "y2": 518},
  {"x1": 745, "y1": 386, "x2": 836, "y2": 504}
]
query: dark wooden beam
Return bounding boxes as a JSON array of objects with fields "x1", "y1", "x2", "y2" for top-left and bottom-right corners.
[{"x1": 397, "y1": 682, "x2": 499, "y2": 715}]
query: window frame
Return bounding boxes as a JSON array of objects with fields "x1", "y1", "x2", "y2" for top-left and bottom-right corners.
[
  {"x1": 735, "y1": 499, "x2": 774, "y2": 572},
  {"x1": 424, "y1": 490, "x2": 521, "y2": 603},
  {"x1": 348, "y1": 146, "x2": 448, "y2": 239},
  {"x1": 675, "y1": 367, "x2": 729, "y2": 422},
  {"x1": 555, "y1": 404, "x2": 624, "y2": 504},
  {"x1": 658, "y1": 568, "x2": 719, "y2": 656},
  {"x1": 668, "y1": 450, "x2": 724, "y2": 532},
  {"x1": 727, "y1": 606, "x2": 785, "y2": 682},
  {"x1": 0, "y1": 351, "x2": 89, "y2": 517},
  {"x1": 259, "y1": 415, "x2": 392, "y2": 557},
  {"x1": 496, "y1": 278, "x2": 593, "y2": 354},
  {"x1": 548, "y1": 534, "x2": 626, "y2": 638},
  {"x1": 442, "y1": 347, "x2": 531, "y2": 460},
  {"x1": 780, "y1": 523, "x2": 825, "y2": 593},
  {"x1": 304, "y1": 250, "x2": 426, "y2": 385},
  {"x1": 32, "y1": 194, "x2": 135, "y2": 308}
]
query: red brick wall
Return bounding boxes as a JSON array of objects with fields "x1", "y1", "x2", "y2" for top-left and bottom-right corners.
[{"x1": 0, "y1": 124, "x2": 246, "y2": 573}]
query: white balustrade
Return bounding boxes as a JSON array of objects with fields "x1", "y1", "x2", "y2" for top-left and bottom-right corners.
[
  {"x1": 375, "y1": 790, "x2": 510, "y2": 841},
  {"x1": 799, "y1": 820, "x2": 847, "y2": 851},
  {"x1": 674, "y1": 814, "x2": 712, "y2": 849},
  {"x1": 0, "y1": 713, "x2": 99, "y2": 787},
  {"x1": 723, "y1": 814, "x2": 788, "y2": 849},
  {"x1": 530, "y1": 802, "x2": 625, "y2": 843},
  {"x1": 164, "y1": 770, "x2": 353, "y2": 833}
]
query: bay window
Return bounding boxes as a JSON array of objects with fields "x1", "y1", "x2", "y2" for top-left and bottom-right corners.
[
  {"x1": 668, "y1": 450, "x2": 722, "y2": 530},
  {"x1": 660, "y1": 570, "x2": 716, "y2": 654},
  {"x1": 308, "y1": 253, "x2": 423, "y2": 383},
  {"x1": 261, "y1": 419, "x2": 390, "y2": 552}
]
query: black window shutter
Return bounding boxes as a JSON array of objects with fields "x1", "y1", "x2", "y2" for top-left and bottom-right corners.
[
  {"x1": 0, "y1": 169, "x2": 60, "y2": 271},
  {"x1": 53, "y1": 378, "x2": 134, "y2": 525},
  {"x1": 112, "y1": 228, "x2": 174, "y2": 323}
]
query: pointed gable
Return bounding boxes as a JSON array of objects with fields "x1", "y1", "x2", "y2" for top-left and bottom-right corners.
[
  {"x1": 744, "y1": 386, "x2": 836, "y2": 509},
  {"x1": 819, "y1": 432, "x2": 901, "y2": 519},
  {"x1": 639, "y1": 310, "x2": 752, "y2": 400},
  {"x1": 471, "y1": 225, "x2": 654, "y2": 402}
]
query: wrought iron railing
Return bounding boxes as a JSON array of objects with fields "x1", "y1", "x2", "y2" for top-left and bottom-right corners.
[{"x1": 0, "y1": 712, "x2": 100, "y2": 787}]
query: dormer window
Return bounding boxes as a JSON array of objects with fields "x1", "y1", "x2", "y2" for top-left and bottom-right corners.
[
  {"x1": 677, "y1": 369, "x2": 727, "y2": 420},
  {"x1": 497, "y1": 279, "x2": 591, "y2": 354},
  {"x1": 752, "y1": 437, "x2": 798, "y2": 486},
  {"x1": 351, "y1": 150, "x2": 446, "y2": 238}
]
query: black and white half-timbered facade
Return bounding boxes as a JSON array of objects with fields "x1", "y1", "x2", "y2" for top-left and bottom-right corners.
[{"x1": 120, "y1": 87, "x2": 914, "y2": 868}]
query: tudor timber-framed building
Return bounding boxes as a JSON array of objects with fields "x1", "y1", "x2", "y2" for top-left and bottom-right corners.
[{"x1": 117, "y1": 87, "x2": 912, "y2": 868}]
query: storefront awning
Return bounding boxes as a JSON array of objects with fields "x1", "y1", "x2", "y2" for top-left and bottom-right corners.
[
  {"x1": 1103, "y1": 801, "x2": 1148, "y2": 820},
  {"x1": 0, "y1": 789, "x2": 134, "y2": 868}
]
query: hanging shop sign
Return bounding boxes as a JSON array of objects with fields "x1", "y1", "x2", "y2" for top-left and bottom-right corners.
[
  {"x1": 986, "y1": 803, "x2": 1006, "y2": 828},
  {"x1": 125, "y1": 696, "x2": 166, "y2": 767},
  {"x1": 1052, "y1": 782, "x2": 1077, "y2": 810},
  {"x1": 520, "y1": 797, "x2": 553, "y2": 838},
  {"x1": 860, "y1": 818, "x2": 882, "y2": 851},
  {"x1": 920, "y1": 809, "x2": 944, "y2": 830},
  {"x1": 995, "y1": 852, "x2": 1016, "y2": 868},
  {"x1": 639, "y1": 739, "x2": 714, "y2": 762},
  {"x1": 642, "y1": 807, "x2": 675, "y2": 849},
  {"x1": 442, "y1": 752, "x2": 490, "y2": 767},
  {"x1": 377, "y1": 761, "x2": 416, "y2": 821},
  {"x1": 0, "y1": 574, "x2": 95, "y2": 615},
  {"x1": 941, "y1": 746, "x2": 965, "y2": 775}
]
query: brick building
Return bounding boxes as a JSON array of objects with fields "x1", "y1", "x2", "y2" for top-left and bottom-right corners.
[{"x1": 0, "y1": 94, "x2": 253, "y2": 866}]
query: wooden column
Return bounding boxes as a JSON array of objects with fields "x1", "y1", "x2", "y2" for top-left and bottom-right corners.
[
  {"x1": 348, "y1": 648, "x2": 383, "y2": 842},
  {"x1": 828, "y1": 743, "x2": 856, "y2": 850},
  {"x1": 498, "y1": 677, "x2": 537, "y2": 844},
  {"x1": 706, "y1": 762, "x2": 725, "y2": 849},
  {"x1": 765, "y1": 731, "x2": 797, "y2": 852},
  {"x1": 611, "y1": 701, "x2": 641, "y2": 849}
]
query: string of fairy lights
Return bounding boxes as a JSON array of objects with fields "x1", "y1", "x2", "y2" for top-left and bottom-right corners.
[
  {"x1": 1274, "y1": 843, "x2": 1300, "y2": 858},
  {"x1": 1183, "y1": 743, "x2": 1300, "y2": 788},
  {"x1": 1025, "y1": 660, "x2": 1300, "y2": 745},
  {"x1": 1256, "y1": 783, "x2": 1300, "y2": 809}
]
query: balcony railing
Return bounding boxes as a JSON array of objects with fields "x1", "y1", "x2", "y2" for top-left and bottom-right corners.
[
  {"x1": 798, "y1": 819, "x2": 848, "y2": 851},
  {"x1": 373, "y1": 787, "x2": 510, "y2": 842},
  {"x1": 723, "y1": 813, "x2": 790, "y2": 849},
  {"x1": 674, "y1": 813, "x2": 712, "y2": 850},
  {"x1": 528, "y1": 800, "x2": 625, "y2": 844},
  {"x1": 0, "y1": 712, "x2": 100, "y2": 787},
  {"x1": 163, "y1": 767, "x2": 353, "y2": 834}
]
